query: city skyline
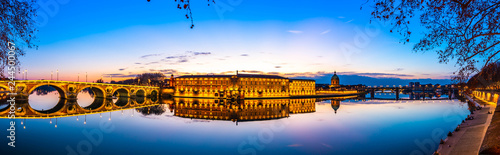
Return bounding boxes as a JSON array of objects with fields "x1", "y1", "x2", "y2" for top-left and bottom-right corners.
[{"x1": 20, "y1": 0, "x2": 458, "y2": 84}]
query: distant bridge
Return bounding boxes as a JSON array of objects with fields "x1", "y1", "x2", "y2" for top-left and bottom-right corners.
[
  {"x1": 0, "y1": 80, "x2": 160, "y2": 100},
  {"x1": 364, "y1": 86, "x2": 458, "y2": 100}
]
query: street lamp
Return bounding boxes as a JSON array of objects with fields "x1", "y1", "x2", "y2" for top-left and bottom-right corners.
[
  {"x1": 51, "y1": 71, "x2": 53, "y2": 80},
  {"x1": 78, "y1": 73, "x2": 80, "y2": 82},
  {"x1": 57, "y1": 69, "x2": 59, "y2": 80},
  {"x1": 86, "y1": 72, "x2": 88, "y2": 82}
]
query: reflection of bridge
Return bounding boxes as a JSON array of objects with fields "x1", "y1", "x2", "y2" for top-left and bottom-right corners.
[
  {"x1": 0, "y1": 80, "x2": 160, "y2": 100},
  {"x1": 0, "y1": 97, "x2": 162, "y2": 119},
  {"x1": 364, "y1": 87, "x2": 458, "y2": 100}
]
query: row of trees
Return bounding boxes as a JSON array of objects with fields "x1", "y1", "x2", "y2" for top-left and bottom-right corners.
[
  {"x1": 467, "y1": 62, "x2": 500, "y2": 89},
  {"x1": 96, "y1": 73, "x2": 167, "y2": 87}
]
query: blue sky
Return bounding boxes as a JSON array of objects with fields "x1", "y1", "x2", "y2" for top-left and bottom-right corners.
[{"x1": 20, "y1": 0, "x2": 457, "y2": 84}]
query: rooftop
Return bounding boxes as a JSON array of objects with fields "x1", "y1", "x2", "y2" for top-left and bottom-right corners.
[{"x1": 176, "y1": 73, "x2": 287, "y2": 79}]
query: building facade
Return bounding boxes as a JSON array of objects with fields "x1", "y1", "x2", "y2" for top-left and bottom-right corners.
[
  {"x1": 289, "y1": 79, "x2": 316, "y2": 96},
  {"x1": 172, "y1": 73, "x2": 316, "y2": 98}
]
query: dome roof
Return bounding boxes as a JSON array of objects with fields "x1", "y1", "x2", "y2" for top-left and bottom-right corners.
[{"x1": 331, "y1": 71, "x2": 339, "y2": 80}]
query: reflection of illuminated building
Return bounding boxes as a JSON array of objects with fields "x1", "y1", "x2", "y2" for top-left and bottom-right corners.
[
  {"x1": 172, "y1": 73, "x2": 315, "y2": 98},
  {"x1": 331, "y1": 100, "x2": 340, "y2": 114},
  {"x1": 172, "y1": 98, "x2": 316, "y2": 123},
  {"x1": 289, "y1": 98, "x2": 316, "y2": 113}
]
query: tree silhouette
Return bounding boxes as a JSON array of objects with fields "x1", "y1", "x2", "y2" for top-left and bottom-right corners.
[
  {"x1": 0, "y1": 0, "x2": 38, "y2": 77},
  {"x1": 136, "y1": 72, "x2": 165, "y2": 86},
  {"x1": 147, "y1": 0, "x2": 215, "y2": 29},
  {"x1": 136, "y1": 104, "x2": 166, "y2": 116},
  {"x1": 467, "y1": 62, "x2": 500, "y2": 89},
  {"x1": 96, "y1": 78, "x2": 104, "y2": 83},
  {"x1": 365, "y1": 0, "x2": 500, "y2": 82}
]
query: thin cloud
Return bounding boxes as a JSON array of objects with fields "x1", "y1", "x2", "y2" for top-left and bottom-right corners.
[
  {"x1": 144, "y1": 62, "x2": 159, "y2": 65},
  {"x1": 288, "y1": 30, "x2": 303, "y2": 34},
  {"x1": 101, "y1": 73, "x2": 136, "y2": 78},
  {"x1": 140, "y1": 54, "x2": 162, "y2": 59},
  {"x1": 267, "y1": 72, "x2": 280, "y2": 75},
  {"x1": 275, "y1": 66, "x2": 281, "y2": 68},
  {"x1": 346, "y1": 19, "x2": 354, "y2": 23},
  {"x1": 338, "y1": 16, "x2": 345, "y2": 19},
  {"x1": 241, "y1": 54, "x2": 249, "y2": 56},
  {"x1": 240, "y1": 70, "x2": 265, "y2": 74},
  {"x1": 193, "y1": 52, "x2": 211, "y2": 55},
  {"x1": 139, "y1": 51, "x2": 213, "y2": 66},
  {"x1": 287, "y1": 144, "x2": 303, "y2": 147},
  {"x1": 394, "y1": 68, "x2": 404, "y2": 71},
  {"x1": 320, "y1": 29, "x2": 331, "y2": 35},
  {"x1": 321, "y1": 143, "x2": 333, "y2": 149},
  {"x1": 118, "y1": 68, "x2": 127, "y2": 71}
]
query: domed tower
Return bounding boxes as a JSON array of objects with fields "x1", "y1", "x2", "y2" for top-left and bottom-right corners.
[{"x1": 330, "y1": 71, "x2": 340, "y2": 88}]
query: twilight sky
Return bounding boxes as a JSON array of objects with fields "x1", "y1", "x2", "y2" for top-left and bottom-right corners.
[{"x1": 19, "y1": 0, "x2": 457, "y2": 84}]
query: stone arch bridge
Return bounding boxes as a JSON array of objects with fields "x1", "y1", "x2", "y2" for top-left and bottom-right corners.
[{"x1": 0, "y1": 80, "x2": 160, "y2": 100}]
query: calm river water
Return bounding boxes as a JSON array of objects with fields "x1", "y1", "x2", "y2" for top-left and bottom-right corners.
[{"x1": 0, "y1": 90, "x2": 469, "y2": 155}]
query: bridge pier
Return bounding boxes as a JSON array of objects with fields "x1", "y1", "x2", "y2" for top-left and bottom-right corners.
[
  {"x1": 370, "y1": 89, "x2": 374, "y2": 99},
  {"x1": 396, "y1": 88, "x2": 399, "y2": 100}
]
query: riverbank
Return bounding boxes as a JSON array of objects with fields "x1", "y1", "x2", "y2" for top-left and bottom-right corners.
[
  {"x1": 480, "y1": 96, "x2": 500, "y2": 154},
  {"x1": 437, "y1": 95, "x2": 497, "y2": 155}
]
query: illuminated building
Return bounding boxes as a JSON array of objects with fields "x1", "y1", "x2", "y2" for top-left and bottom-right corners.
[
  {"x1": 172, "y1": 73, "x2": 315, "y2": 98},
  {"x1": 289, "y1": 79, "x2": 316, "y2": 96}
]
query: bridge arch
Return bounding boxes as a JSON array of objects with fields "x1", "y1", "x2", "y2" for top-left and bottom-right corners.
[
  {"x1": 79, "y1": 97, "x2": 105, "y2": 111},
  {"x1": 112, "y1": 88, "x2": 129, "y2": 97},
  {"x1": 113, "y1": 97, "x2": 129, "y2": 107},
  {"x1": 27, "y1": 84, "x2": 67, "y2": 99},
  {"x1": 0, "y1": 84, "x2": 9, "y2": 92},
  {"x1": 77, "y1": 86, "x2": 105, "y2": 98},
  {"x1": 149, "y1": 89, "x2": 158, "y2": 97},
  {"x1": 136, "y1": 89, "x2": 146, "y2": 97},
  {"x1": 28, "y1": 98, "x2": 67, "y2": 114},
  {"x1": 135, "y1": 96, "x2": 146, "y2": 105}
]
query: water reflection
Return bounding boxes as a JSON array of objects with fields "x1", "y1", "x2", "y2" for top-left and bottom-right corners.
[
  {"x1": 0, "y1": 93, "x2": 470, "y2": 155},
  {"x1": 0, "y1": 93, "x2": 160, "y2": 118},
  {"x1": 136, "y1": 104, "x2": 167, "y2": 115},
  {"x1": 1, "y1": 94, "x2": 360, "y2": 122}
]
